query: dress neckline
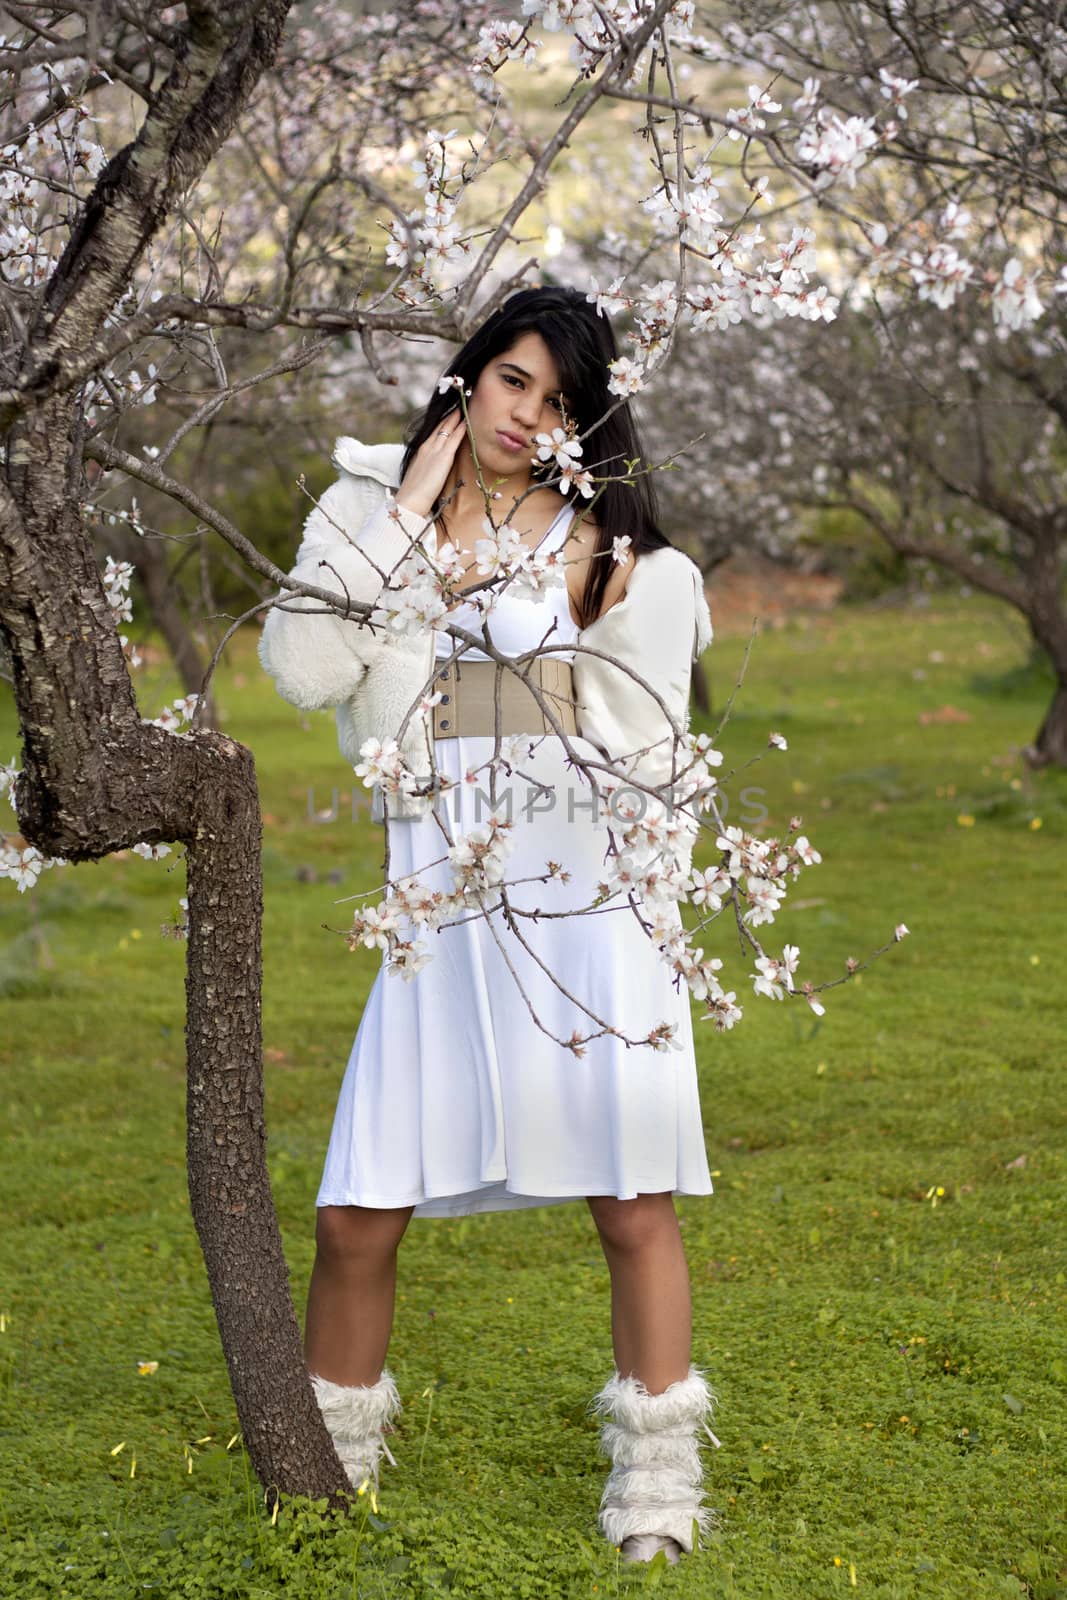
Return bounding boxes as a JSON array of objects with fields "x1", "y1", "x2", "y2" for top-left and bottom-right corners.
[{"x1": 441, "y1": 497, "x2": 575, "y2": 613}]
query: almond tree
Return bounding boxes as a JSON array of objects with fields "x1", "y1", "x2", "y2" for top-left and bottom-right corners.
[
  {"x1": 2, "y1": 0, "x2": 365, "y2": 1507},
  {"x1": 657, "y1": 298, "x2": 1067, "y2": 764},
  {"x1": 619, "y1": 0, "x2": 1066, "y2": 759}
]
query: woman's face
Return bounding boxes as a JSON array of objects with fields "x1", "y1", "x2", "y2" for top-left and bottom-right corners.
[{"x1": 463, "y1": 330, "x2": 570, "y2": 479}]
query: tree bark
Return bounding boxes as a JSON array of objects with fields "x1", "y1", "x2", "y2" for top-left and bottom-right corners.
[
  {"x1": 1024, "y1": 679, "x2": 1067, "y2": 769},
  {"x1": 0, "y1": 400, "x2": 351, "y2": 1506},
  {"x1": 183, "y1": 731, "x2": 349, "y2": 1504},
  {"x1": 1019, "y1": 522, "x2": 1067, "y2": 770}
]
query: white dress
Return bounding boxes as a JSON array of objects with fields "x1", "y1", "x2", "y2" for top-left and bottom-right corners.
[{"x1": 316, "y1": 503, "x2": 714, "y2": 1218}]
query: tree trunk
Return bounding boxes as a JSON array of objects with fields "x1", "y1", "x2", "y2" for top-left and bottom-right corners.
[
  {"x1": 1020, "y1": 560, "x2": 1067, "y2": 770},
  {"x1": 1, "y1": 400, "x2": 351, "y2": 1509},
  {"x1": 1023, "y1": 678, "x2": 1067, "y2": 769},
  {"x1": 183, "y1": 731, "x2": 350, "y2": 1506}
]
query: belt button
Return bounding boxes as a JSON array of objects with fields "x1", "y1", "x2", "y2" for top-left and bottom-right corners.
[{"x1": 440, "y1": 719, "x2": 450, "y2": 729}]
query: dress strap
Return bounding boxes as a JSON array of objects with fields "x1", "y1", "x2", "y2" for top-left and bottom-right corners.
[{"x1": 542, "y1": 500, "x2": 577, "y2": 552}]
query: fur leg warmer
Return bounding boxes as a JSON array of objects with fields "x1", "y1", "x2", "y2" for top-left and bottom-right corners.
[
  {"x1": 590, "y1": 1366, "x2": 721, "y2": 1555},
  {"x1": 310, "y1": 1369, "x2": 402, "y2": 1491}
]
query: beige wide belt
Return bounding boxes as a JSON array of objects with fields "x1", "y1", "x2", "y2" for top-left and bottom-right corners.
[{"x1": 432, "y1": 655, "x2": 579, "y2": 739}]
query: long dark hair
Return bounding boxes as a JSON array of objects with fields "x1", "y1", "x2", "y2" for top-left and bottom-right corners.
[{"x1": 400, "y1": 284, "x2": 671, "y2": 629}]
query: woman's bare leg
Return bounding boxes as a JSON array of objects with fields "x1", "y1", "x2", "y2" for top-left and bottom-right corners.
[
  {"x1": 304, "y1": 1204, "x2": 415, "y2": 1386},
  {"x1": 586, "y1": 1192, "x2": 692, "y2": 1394}
]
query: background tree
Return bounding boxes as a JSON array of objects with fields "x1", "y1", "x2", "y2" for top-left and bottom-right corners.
[
  {"x1": 646, "y1": 297, "x2": 1067, "y2": 760},
  {"x1": 682, "y1": 0, "x2": 1067, "y2": 760}
]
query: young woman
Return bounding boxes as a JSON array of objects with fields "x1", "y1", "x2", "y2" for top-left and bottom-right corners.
[{"x1": 259, "y1": 285, "x2": 718, "y2": 1565}]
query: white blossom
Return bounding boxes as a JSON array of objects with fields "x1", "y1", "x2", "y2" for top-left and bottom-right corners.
[
  {"x1": 725, "y1": 83, "x2": 782, "y2": 139},
  {"x1": 753, "y1": 954, "x2": 787, "y2": 1000},
  {"x1": 373, "y1": 576, "x2": 450, "y2": 636},
  {"x1": 557, "y1": 459, "x2": 595, "y2": 497},
  {"x1": 386, "y1": 939, "x2": 433, "y2": 980},
  {"x1": 448, "y1": 815, "x2": 515, "y2": 894},
  {"x1": 793, "y1": 76, "x2": 820, "y2": 118},
  {"x1": 744, "y1": 874, "x2": 786, "y2": 927},
  {"x1": 686, "y1": 866, "x2": 726, "y2": 911},
  {"x1": 646, "y1": 1020, "x2": 685, "y2": 1052},
  {"x1": 534, "y1": 428, "x2": 583, "y2": 471},
  {"x1": 354, "y1": 737, "x2": 406, "y2": 788},
  {"x1": 474, "y1": 518, "x2": 528, "y2": 579},
  {"x1": 908, "y1": 242, "x2": 974, "y2": 310},
  {"x1": 607, "y1": 356, "x2": 645, "y2": 395},
  {"x1": 688, "y1": 282, "x2": 744, "y2": 332},
  {"x1": 349, "y1": 901, "x2": 402, "y2": 950},
  {"x1": 793, "y1": 835, "x2": 822, "y2": 868},
  {"x1": 505, "y1": 547, "x2": 568, "y2": 602},
  {"x1": 1, "y1": 841, "x2": 47, "y2": 892},
  {"x1": 878, "y1": 67, "x2": 919, "y2": 118},
  {"x1": 700, "y1": 991, "x2": 743, "y2": 1031},
  {"x1": 940, "y1": 198, "x2": 972, "y2": 240},
  {"x1": 992, "y1": 258, "x2": 1043, "y2": 333},
  {"x1": 638, "y1": 278, "x2": 679, "y2": 321},
  {"x1": 472, "y1": 17, "x2": 540, "y2": 81},
  {"x1": 796, "y1": 111, "x2": 879, "y2": 189},
  {"x1": 586, "y1": 274, "x2": 629, "y2": 318},
  {"x1": 0, "y1": 756, "x2": 18, "y2": 804}
]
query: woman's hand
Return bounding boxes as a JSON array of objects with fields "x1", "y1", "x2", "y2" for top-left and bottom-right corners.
[{"x1": 395, "y1": 408, "x2": 466, "y2": 519}]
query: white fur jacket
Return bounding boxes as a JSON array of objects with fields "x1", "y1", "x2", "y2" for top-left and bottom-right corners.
[{"x1": 257, "y1": 436, "x2": 713, "y2": 822}]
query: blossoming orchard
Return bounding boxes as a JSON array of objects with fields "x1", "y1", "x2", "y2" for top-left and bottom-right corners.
[{"x1": 0, "y1": 0, "x2": 1059, "y2": 1507}]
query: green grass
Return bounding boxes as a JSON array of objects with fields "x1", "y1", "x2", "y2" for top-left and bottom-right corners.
[{"x1": 1, "y1": 593, "x2": 1064, "y2": 1599}]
